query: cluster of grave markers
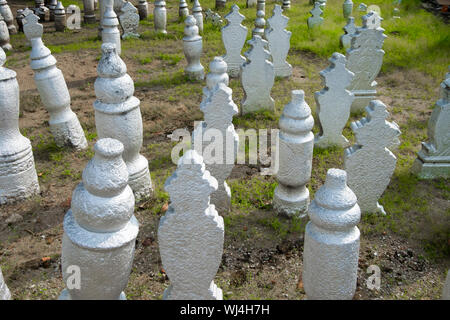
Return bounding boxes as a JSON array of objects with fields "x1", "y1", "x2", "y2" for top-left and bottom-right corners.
[{"x1": 0, "y1": 1, "x2": 449, "y2": 300}]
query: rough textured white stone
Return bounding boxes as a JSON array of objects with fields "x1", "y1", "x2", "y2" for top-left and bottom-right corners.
[
  {"x1": 193, "y1": 59, "x2": 238, "y2": 215},
  {"x1": 315, "y1": 53, "x2": 354, "y2": 148},
  {"x1": 0, "y1": 0, "x2": 16, "y2": 34},
  {"x1": 138, "y1": 0, "x2": 148, "y2": 20},
  {"x1": 0, "y1": 14, "x2": 11, "y2": 51},
  {"x1": 94, "y1": 43, "x2": 153, "y2": 200},
  {"x1": 83, "y1": 0, "x2": 96, "y2": 23},
  {"x1": 154, "y1": 0, "x2": 167, "y2": 34},
  {"x1": 307, "y1": 2, "x2": 323, "y2": 29},
  {"x1": 54, "y1": 1, "x2": 66, "y2": 32},
  {"x1": 303, "y1": 168, "x2": 361, "y2": 300},
  {"x1": 340, "y1": 16, "x2": 357, "y2": 49},
  {"x1": 273, "y1": 90, "x2": 314, "y2": 217},
  {"x1": 344, "y1": 100, "x2": 401, "y2": 214},
  {"x1": 102, "y1": 3, "x2": 121, "y2": 55},
  {"x1": 221, "y1": 5, "x2": 247, "y2": 78},
  {"x1": 158, "y1": 149, "x2": 224, "y2": 300},
  {"x1": 0, "y1": 267, "x2": 10, "y2": 300},
  {"x1": 179, "y1": 0, "x2": 188, "y2": 18},
  {"x1": 343, "y1": 0, "x2": 353, "y2": 18},
  {"x1": 119, "y1": 1, "x2": 140, "y2": 39},
  {"x1": 412, "y1": 68, "x2": 450, "y2": 179},
  {"x1": 59, "y1": 138, "x2": 138, "y2": 300},
  {"x1": 23, "y1": 14, "x2": 88, "y2": 150},
  {"x1": 48, "y1": 0, "x2": 57, "y2": 22},
  {"x1": 241, "y1": 35, "x2": 274, "y2": 114},
  {"x1": 0, "y1": 47, "x2": 40, "y2": 205},
  {"x1": 346, "y1": 12, "x2": 386, "y2": 113},
  {"x1": 183, "y1": 15, "x2": 204, "y2": 81},
  {"x1": 442, "y1": 270, "x2": 450, "y2": 300},
  {"x1": 192, "y1": 0, "x2": 203, "y2": 33},
  {"x1": 265, "y1": 5, "x2": 292, "y2": 78},
  {"x1": 66, "y1": 5, "x2": 81, "y2": 30},
  {"x1": 252, "y1": 9, "x2": 265, "y2": 38}
]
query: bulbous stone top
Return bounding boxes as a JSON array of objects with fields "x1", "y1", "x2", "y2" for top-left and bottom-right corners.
[
  {"x1": 193, "y1": 0, "x2": 202, "y2": 13},
  {"x1": 279, "y1": 90, "x2": 314, "y2": 135},
  {"x1": 0, "y1": 47, "x2": 16, "y2": 81},
  {"x1": 55, "y1": 1, "x2": 65, "y2": 13},
  {"x1": 97, "y1": 43, "x2": 127, "y2": 77},
  {"x1": 206, "y1": 56, "x2": 229, "y2": 90},
  {"x1": 94, "y1": 137, "x2": 125, "y2": 158},
  {"x1": 184, "y1": 15, "x2": 201, "y2": 41}
]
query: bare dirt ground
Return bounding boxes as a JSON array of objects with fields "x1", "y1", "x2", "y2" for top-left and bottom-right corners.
[{"x1": 0, "y1": 1, "x2": 448, "y2": 300}]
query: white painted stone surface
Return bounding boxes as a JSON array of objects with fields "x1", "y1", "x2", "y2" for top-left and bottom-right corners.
[
  {"x1": 83, "y1": 0, "x2": 96, "y2": 23},
  {"x1": 0, "y1": 47, "x2": 40, "y2": 205},
  {"x1": 0, "y1": 267, "x2": 10, "y2": 300},
  {"x1": 119, "y1": 1, "x2": 140, "y2": 39},
  {"x1": 54, "y1": 1, "x2": 66, "y2": 32},
  {"x1": 252, "y1": 9, "x2": 265, "y2": 38},
  {"x1": 66, "y1": 5, "x2": 81, "y2": 30},
  {"x1": 201, "y1": 56, "x2": 229, "y2": 108},
  {"x1": 241, "y1": 35, "x2": 274, "y2": 114},
  {"x1": 343, "y1": 0, "x2": 353, "y2": 19},
  {"x1": 274, "y1": 90, "x2": 314, "y2": 217},
  {"x1": 303, "y1": 168, "x2": 361, "y2": 300},
  {"x1": 340, "y1": 16, "x2": 357, "y2": 49},
  {"x1": 346, "y1": 12, "x2": 386, "y2": 113},
  {"x1": 154, "y1": 0, "x2": 167, "y2": 34},
  {"x1": 102, "y1": 3, "x2": 121, "y2": 55},
  {"x1": 0, "y1": 14, "x2": 11, "y2": 51},
  {"x1": 0, "y1": 0, "x2": 17, "y2": 34},
  {"x1": 442, "y1": 270, "x2": 450, "y2": 300},
  {"x1": 221, "y1": 4, "x2": 247, "y2": 78},
  {"x1": 413, "y1": 68, "x2": 450, "y2": 179},
  {"x1": 265, "y1": 5, "x2": 292, "y2": 78},
  {"x1": 192, "y1": 0, "x2": 203, "y2": 33},
  {"x1": 138, "y1": 0, "x2": 148, "y2": 20},
  {"x1": 183, "y1": 15, "x2": 204, "y2": 81},
  {"x1": 94, "y1": 43, "x2": 153, "y2": 200},
  {"x1": 23, "y1": 13, "x2": 88, "y2": 150},
  {"x1": 59, "y1": 138, "x2": 138, "y2": 300},
  {"x1": 179, "y1": 0, "x2": 188, "y2": 18},
  {"x1": 158, "y1": 150, "x2": 224, "y2": 300},
  {"x1": 307, "y1": 2, "x2": 323, "y2": 29},
  {"x1": 315, "y1": 52, "x2": 354, "y2": 148},
  {"x1": 344, "y1": 100, "x2": 401, "y2": 214}
]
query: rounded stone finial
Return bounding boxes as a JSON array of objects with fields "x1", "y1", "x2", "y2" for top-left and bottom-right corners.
[
  {"x1": 97, "y1": 43, "x2": 127, "y2": 78},
  {"x1": 186, "y1": 15, "x2": 196, "y2": 27},
  {"x1": 210, "y1": 56, "x2": 227, "y2": 74},
  {"x1": 279, "y1": 90, "x2": 313, "y2": 135},
  {"x1": 94, "y1": 137, "x2": 125, "y2": 158},
  {"x1": 324, "y1": 168, "x2": 347, "y2": 188},
  {"x1": 204, "y1": 57, "x2": 229, "y2": 94}
]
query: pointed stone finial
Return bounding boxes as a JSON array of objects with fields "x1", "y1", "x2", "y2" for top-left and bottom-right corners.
[
  {"x1": 54, "y1": 1, "x2": 66, "y2": 31},
  {"x1": 23, "y1": 12, "x2": 42, "y2": 39},
  {"x1": 59, "y1": 138, "x2": 139, "y2": 300},
  {"x1": 265, "y1": 5, "x2": 292, "y2": 78},
  {"x1": 303, "y1": 168, "x2": 361, "y2": 300},
  {"x1": 119, "y1": 1, "x2": 140, "y2": 39},
  {"x1": 0, "y1": 47, "x2": 40, "y2": 205},
  {"x1": 179, "y1": 0, "x2": 188, "y2": 18},
  {"x1": 274, "y1": 90, "x2": 314, "y2": 217},
  {"x1": 138, "y1": 0, "x2": 148, "y2": 20},
  {"x1": 307, "y1": 2, "x2": 323, "y2": 29},
  {"x1": 158, "y1": 149, "x2": 224, "y2": 300},
  {"x1": 344, "y1": 100, "x2": 401, "y2": 214},
  {"x1": 0, "y1": 267, "x2": 11, "y2": 300},
  {"x1": 346, "y1": 11, "x2": 386, "y2": 113},
  {"x1": 413, "y1": 68, "x2": 450, "y2": 179},
  {"x1": 0, "y1": 0, "x2": 17, "y2": 34},
  {"x1": 241, "y1": 35, "x2": 275, "y2": 114},
  {"x1": 0, "y1": 14, "x2": 12, "y2": 51},
  {"x1": 343, "y1": 0, "x2": 353, "y2": 19},
  {"x1": 102, "y1": 3, "x2": 121, "y2": 55},
  {"x1": 183, "y1": 15, "x2": 204, "y2": 81},
  {"x1": 340, "y1": 16, "x2": 357, "y2": 49},
  {"x1": 252, "y1": 9, "x2": 265, "y2": 37},
  {"x1": 315, "y1": 52, "x2": 355, "y2": 148},
  {"x1": 221, "y1": 5, "x2": 247, "y2": 78},
  {"x1": 201, "y1": 56, "x2": 229, "y2": 110},
  {"x1": 193, "y1": 0, "x2": 204, "y2": 33},
  {"x1": 94, "y1": 43, "x2": 153, "y2": 200}
]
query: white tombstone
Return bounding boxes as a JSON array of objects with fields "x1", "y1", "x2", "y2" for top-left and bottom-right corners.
[
  {"x1": 66, "y1": 5, "x2": 81, "y2": 30},
  {"x1": 340, "y1": 16, "x2": 357, "y2": 49},
  {"x1": 307, "y1": 2, "x2": 323, "y2": 29},
  {"x1": 221, "y1": 5, "x2": 247, "y2": 78},
  {"x1": 154, "y1": 0, "x2": 167, "y2": 34},
  {"x1": 83, "y1": 0, "x2": 96, "y2": 24},
  {"x1": 0, "y1": 0, "x2": 17, "y2": 34},
  {"x1": 23, "y1": 13, "x2": 88, "y2": 150},
  {"x1": 0, "y1": 47, "x2": 40, "y2": 205},
  {"x1": 346, "y1": 12, "x2": 386, "y2": 113},
  {"x1": 94, "y1": 43, "x2": 153, "y2": 200},
  {"x1": 303, "y1": 168, "x2": 360, "y2": 300},
  {"x1": 282, "y1": 0, "x2": 290, "y2": 10},
  {"x1": 59, "y1": 138, "x2": 139, "y2": 300},
  {"x1": 193, "y1": 0, "x2": 203, "y2": 33},
  {"x1": 179, "y1": 0, "x2": 188, "y2": 18},
  {"x1": 54, "y1": 1, "x2": 66, "y2": 32},
  {"x1": 183, "y1": 15, "x2": 204, "y2": 81},
  {"x1": 158, "y1": 149, "x2": 224, "y2": 300},
  {"x1": 344, "y1": 100, "x2": 401, "y2": 214},
  {"x1": 265, "y1": 5, "x2": 292, "y2": 78},
  {"x1": 193, "y1": 59, "x2": 238, "y2": 215},
  {"x1": 252, "y1": 9, "x2": 265, "y2": 38},
  {"x1": 138, "y1": 0, "x2": 148, "y2": 20},
  {"x1": 315, "y1": 53, "x2": 355, "y2": 148},
  {"x1": 102, "y1": 3, "x2": 121, "y2": 55},
  {"x1": 241, "y1": 35, "x2": 275, "y2": 114},
  {"x1": 0, "y1": 14, "x2": 11, "y2": 51},
  {"x1": 442, "y1": 270, "x2": 450, "y2": 300},
  {"x1": 273, "y1": 90, "x2": 314, "y2": 217},
  {"x1": 343, "y1": 0, "x2": 353, "y2": 19},
  {"x1": 0, "y1": 267, "x2": 11, "y2": 300},
  {"x1": 119, "y1": 1, "x2": 140, "y2": 39},
  {"x1": 412, "y1": 68, "x2": 450, "y2": 179}
]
